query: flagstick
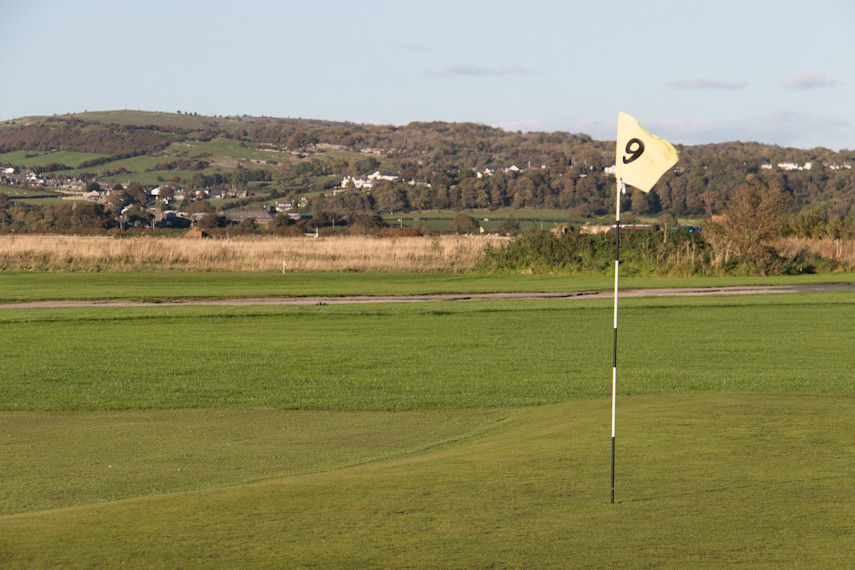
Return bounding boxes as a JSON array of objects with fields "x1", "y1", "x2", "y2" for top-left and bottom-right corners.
[{"x1": 611, "y1": 177, "x2": 625, "y2": 504}]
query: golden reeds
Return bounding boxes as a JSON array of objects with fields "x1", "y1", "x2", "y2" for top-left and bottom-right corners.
[
  {"x1": 0, "y1": 235, "x2": 508, "y2": 272},
  {"x1": 773, "y1": 237, "x2": 855, "y2": 269}
]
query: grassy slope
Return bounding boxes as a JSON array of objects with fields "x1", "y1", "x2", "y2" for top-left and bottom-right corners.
[
  {"x1": 0, "y1": 111, "x2": 284, "y2": 186},
  {"x1": 0, "y1": 150, "x2": 105, "y2": 169},
  {"x1": 1, "y1": 285, "x2": 854, "y2": 566},
  {"x1": 0, "y1": 408, "x2": 511, "y2": 515},
  {"x1": 1, "y1": 396, "x2": 852, "y2": 567},
  {"x1": 65, "y1": 110, "x2": 246, "y2": 133}
]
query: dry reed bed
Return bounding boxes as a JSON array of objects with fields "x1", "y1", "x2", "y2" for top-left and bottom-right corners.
[
  {"x1": 0, "y1": 235, "x2": 508, "y2": 272},
  {"x1": 774, "y1": 237, "x2": 855, "y2": 267}
]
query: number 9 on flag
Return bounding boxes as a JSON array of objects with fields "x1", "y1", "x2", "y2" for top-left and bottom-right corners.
[{"x1": 614, "y1": 112, "x2": 679, "y2": 193}]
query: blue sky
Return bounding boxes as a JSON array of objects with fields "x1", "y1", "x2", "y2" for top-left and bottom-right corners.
[{"x1": 2, "y1": 0, "x2": 854, "y2": 150}]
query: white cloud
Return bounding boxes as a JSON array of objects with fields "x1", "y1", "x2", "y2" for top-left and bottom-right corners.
[
  {"x1": 428, "y1": 64, "x2": 540, "y2": 77},
  {"x1": 784, "y1": 72, "x2": 838, "y2": 90},
  {"x1": 668, "y1": 78, "x2": 748, "y2": 90}
]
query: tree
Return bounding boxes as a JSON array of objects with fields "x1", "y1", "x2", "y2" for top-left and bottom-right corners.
[
  {"x1": 630, "y1": 189, "x2": 650, "y2": 214},
  {"x1": 70, "y1": 201, "x2": 110, "y2": 231},
  {"x1": 657, "y1": 212, "x2": 678, "y2": 243},
  {"x1": 373, "y1": 186, "x2": 407, "y2": 214},
  {"x1": 185, "y1": 200, "x2": 215, "y2": 214},
  {"x1": 496, "y1": 215, "x2": 520, "y2": 235},
  {"x1": 125, "y1": 207, "x2": 154, "y2": 228},
  {"x1": 237, "y1": 217, "x2": 257, "y2": 233},
  {"x1": 196, "y1": 213, "x2": 220, "y2": 229},
  {"x1": 158, "y1": 185, "x2": 175, "y2": 202},
  {"x1": 451, "y1": 213, "x2": 479, "y2": 234},
  {"x1": 707, "y1": 178, "x2": 789, "y2": 262},
  {"x1": 126, "y1": 182, "x2": 148, "y2": 204},
  {"x1": 104, "y1": 189, "x2": 132, "y2": 211}
]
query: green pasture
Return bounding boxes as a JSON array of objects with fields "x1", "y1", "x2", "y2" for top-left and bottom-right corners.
[
  {"x1": 0, "y1": 150, "x2": 105, "y2": 169},
  {"x1": 1, "y1": 270, "x2": 855, "y2": 303},
  {"x1": 101, "y1": 168, "x2": 221, "y2": 187},
  {"x1": 70, "y1": 110, "x2": 246, "y2": 133},
  {"x1": 2, "y1": 293, "x2": 853, "y2": 412},
  {"x1": 411, "y1": 208, "x2": 576, "y2": 222},
  {"x1": 0, "y1": 187, "x2": 61, "y2": 198},
  {"x1": 0, "y1": 186, "x2": 65, "y2": 205},
  {"x1": 82, "y1": 155, "x2": 226, "y2": 186},
  {"x1": 1, "y1": 282, "x2": 854, "y2": 567},
  {"x1": 394, "y1": 209, "x2": 703, "y2": 232},
  {"x1": 7, "y1": 196, "x2": 67, "y2": 205},
  {"x1": 394, "y1": 208, "x2": 579, "y2": 232},
  {"x1": 170, "y1": 138, "x2": 284, "y2": 163}
]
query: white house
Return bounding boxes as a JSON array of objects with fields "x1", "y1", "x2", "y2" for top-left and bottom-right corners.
[
  {"x1": 477, "y1": 165, "x2": 521, "y2": 178},
  {"x1": 367, "y1": 171, "x2": 400, "y2": 182},
  {"x1": 341, "y1": 176, "x2": 372, "y2": 190}
]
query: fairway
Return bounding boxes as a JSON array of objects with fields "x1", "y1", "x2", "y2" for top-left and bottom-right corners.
[{"x1": 1, "y1": 283, "x2": 854, "y2": 567}]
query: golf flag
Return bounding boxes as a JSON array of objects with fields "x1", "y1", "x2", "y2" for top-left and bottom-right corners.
[{"x1": 615, "y1": 112, "x2": 678, "y2": 192}]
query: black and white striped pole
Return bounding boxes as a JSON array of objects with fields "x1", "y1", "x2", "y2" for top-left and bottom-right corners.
[{"x1": 611, "y1": 177, "x2": 626, "y2": 504}]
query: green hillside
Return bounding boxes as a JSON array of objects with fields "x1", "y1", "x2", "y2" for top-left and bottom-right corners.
[{"x1": 1, "y1": 109, "x2": 853, "y2": 220}]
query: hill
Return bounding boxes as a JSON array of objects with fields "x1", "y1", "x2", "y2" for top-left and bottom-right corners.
[{"x1": 1, "y1": 109, "x2": 854, "y2": 224}]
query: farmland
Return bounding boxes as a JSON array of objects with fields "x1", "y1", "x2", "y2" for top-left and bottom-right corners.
[{"x1": 1, "y1": 274, "x2": 854, "y2": 567}]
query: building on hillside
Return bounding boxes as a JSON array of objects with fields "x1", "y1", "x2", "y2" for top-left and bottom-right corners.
[
  {"x1": 341, "y1": 176, "x2": 372, "y2": 190},
  {"x1": 367, "y1": 171, "x2": 400, "y2": 182},
  {"x1": 476, "y1": 165, "x2": 521, "y2": 178}
]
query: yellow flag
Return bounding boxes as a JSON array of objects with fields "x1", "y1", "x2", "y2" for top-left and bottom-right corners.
[{"x1": 615, "y1": 112, "x2": 678, "y2": 193}]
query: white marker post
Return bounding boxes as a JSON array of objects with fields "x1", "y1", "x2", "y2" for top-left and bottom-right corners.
[{"x1": 611, "y1": 177, "x2": 626, "y2": 504}]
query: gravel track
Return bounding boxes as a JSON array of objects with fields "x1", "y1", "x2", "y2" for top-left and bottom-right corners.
[{"x1": 2, "y1": 283, "x2": 853, "y2": 309}]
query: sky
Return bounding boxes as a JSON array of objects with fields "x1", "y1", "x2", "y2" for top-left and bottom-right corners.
[{"x1": 2, "y1": 0, "x2": 854, "y2": 150}]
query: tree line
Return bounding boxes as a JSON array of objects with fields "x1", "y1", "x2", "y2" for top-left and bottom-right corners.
[
  {"x1": 478, "y1": 178, "x2": 855, "y2": 277},
  {"x1": 2, "y1": 115, "x2": 855, "y2": 223}
]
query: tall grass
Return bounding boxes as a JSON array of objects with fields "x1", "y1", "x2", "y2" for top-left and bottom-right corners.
[
  {"x1": 774, "y1": 236, "x2": 855, "y2": 266},
  {"x1": 3, "y1": 233, "x2": 853, "y2": 274},
  {"x1": 479, "y1": 231, "x2": 855, "y2": 275},
  {"x1": 0, "y1": 235, "x2": 505, "y2": 273}
]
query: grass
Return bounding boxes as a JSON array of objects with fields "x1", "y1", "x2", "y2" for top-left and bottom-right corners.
[
  {"x1": 0, "y1": 111, "x2": 283, "y2": 188},
  {"x1": 0, "y1": 150, "x2": 105, "y2": 169},
  {"x1": 0, "y1": 187, "x2": 64, "y2": 205},
  {"x1": 0, "y1": 407, "x2": 510, "y2": 515},
  {"x1": 1, "y1": 395, "x2": 852, "y2": 567},
  {"x1": 391, "y1": 208, "x2": 583, "y2": 232},
  {"x1": 68, "y1": 110, "x2": 247, "y2": 133},
  {"x1": 0, "y1": 235, "x2": 501, "y2": 273},
  {"x1": 2, "y1": 293, "x2": 853, "y2": 412},
  {"x1": 173, "y1": 138, "x2": 285, "y2": 162},
  {"x1": 1, "y1": 269, "x2": 855, "y2": 303},
  {"x1": 1, "y1": 281, "x2": 854, "y2": 567}
]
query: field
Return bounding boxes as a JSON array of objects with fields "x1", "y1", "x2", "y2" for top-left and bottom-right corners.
[
  {"x1": 0, "y1": 235, "x2": 503, "y2": 273},
  {"x1": 1, "y1": 270, "x2": 854, "y2": 567},
  {"x1": 391, "y1": 209, "x2": 583, "y2": 232},
  {"x1": 0, "y1": 150, "x2": 105, "y2": 169}
]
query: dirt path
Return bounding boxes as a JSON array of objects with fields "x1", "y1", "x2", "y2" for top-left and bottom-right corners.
[{"x1": 2, "y1": 283, "x2": 853, "y2": 309}]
